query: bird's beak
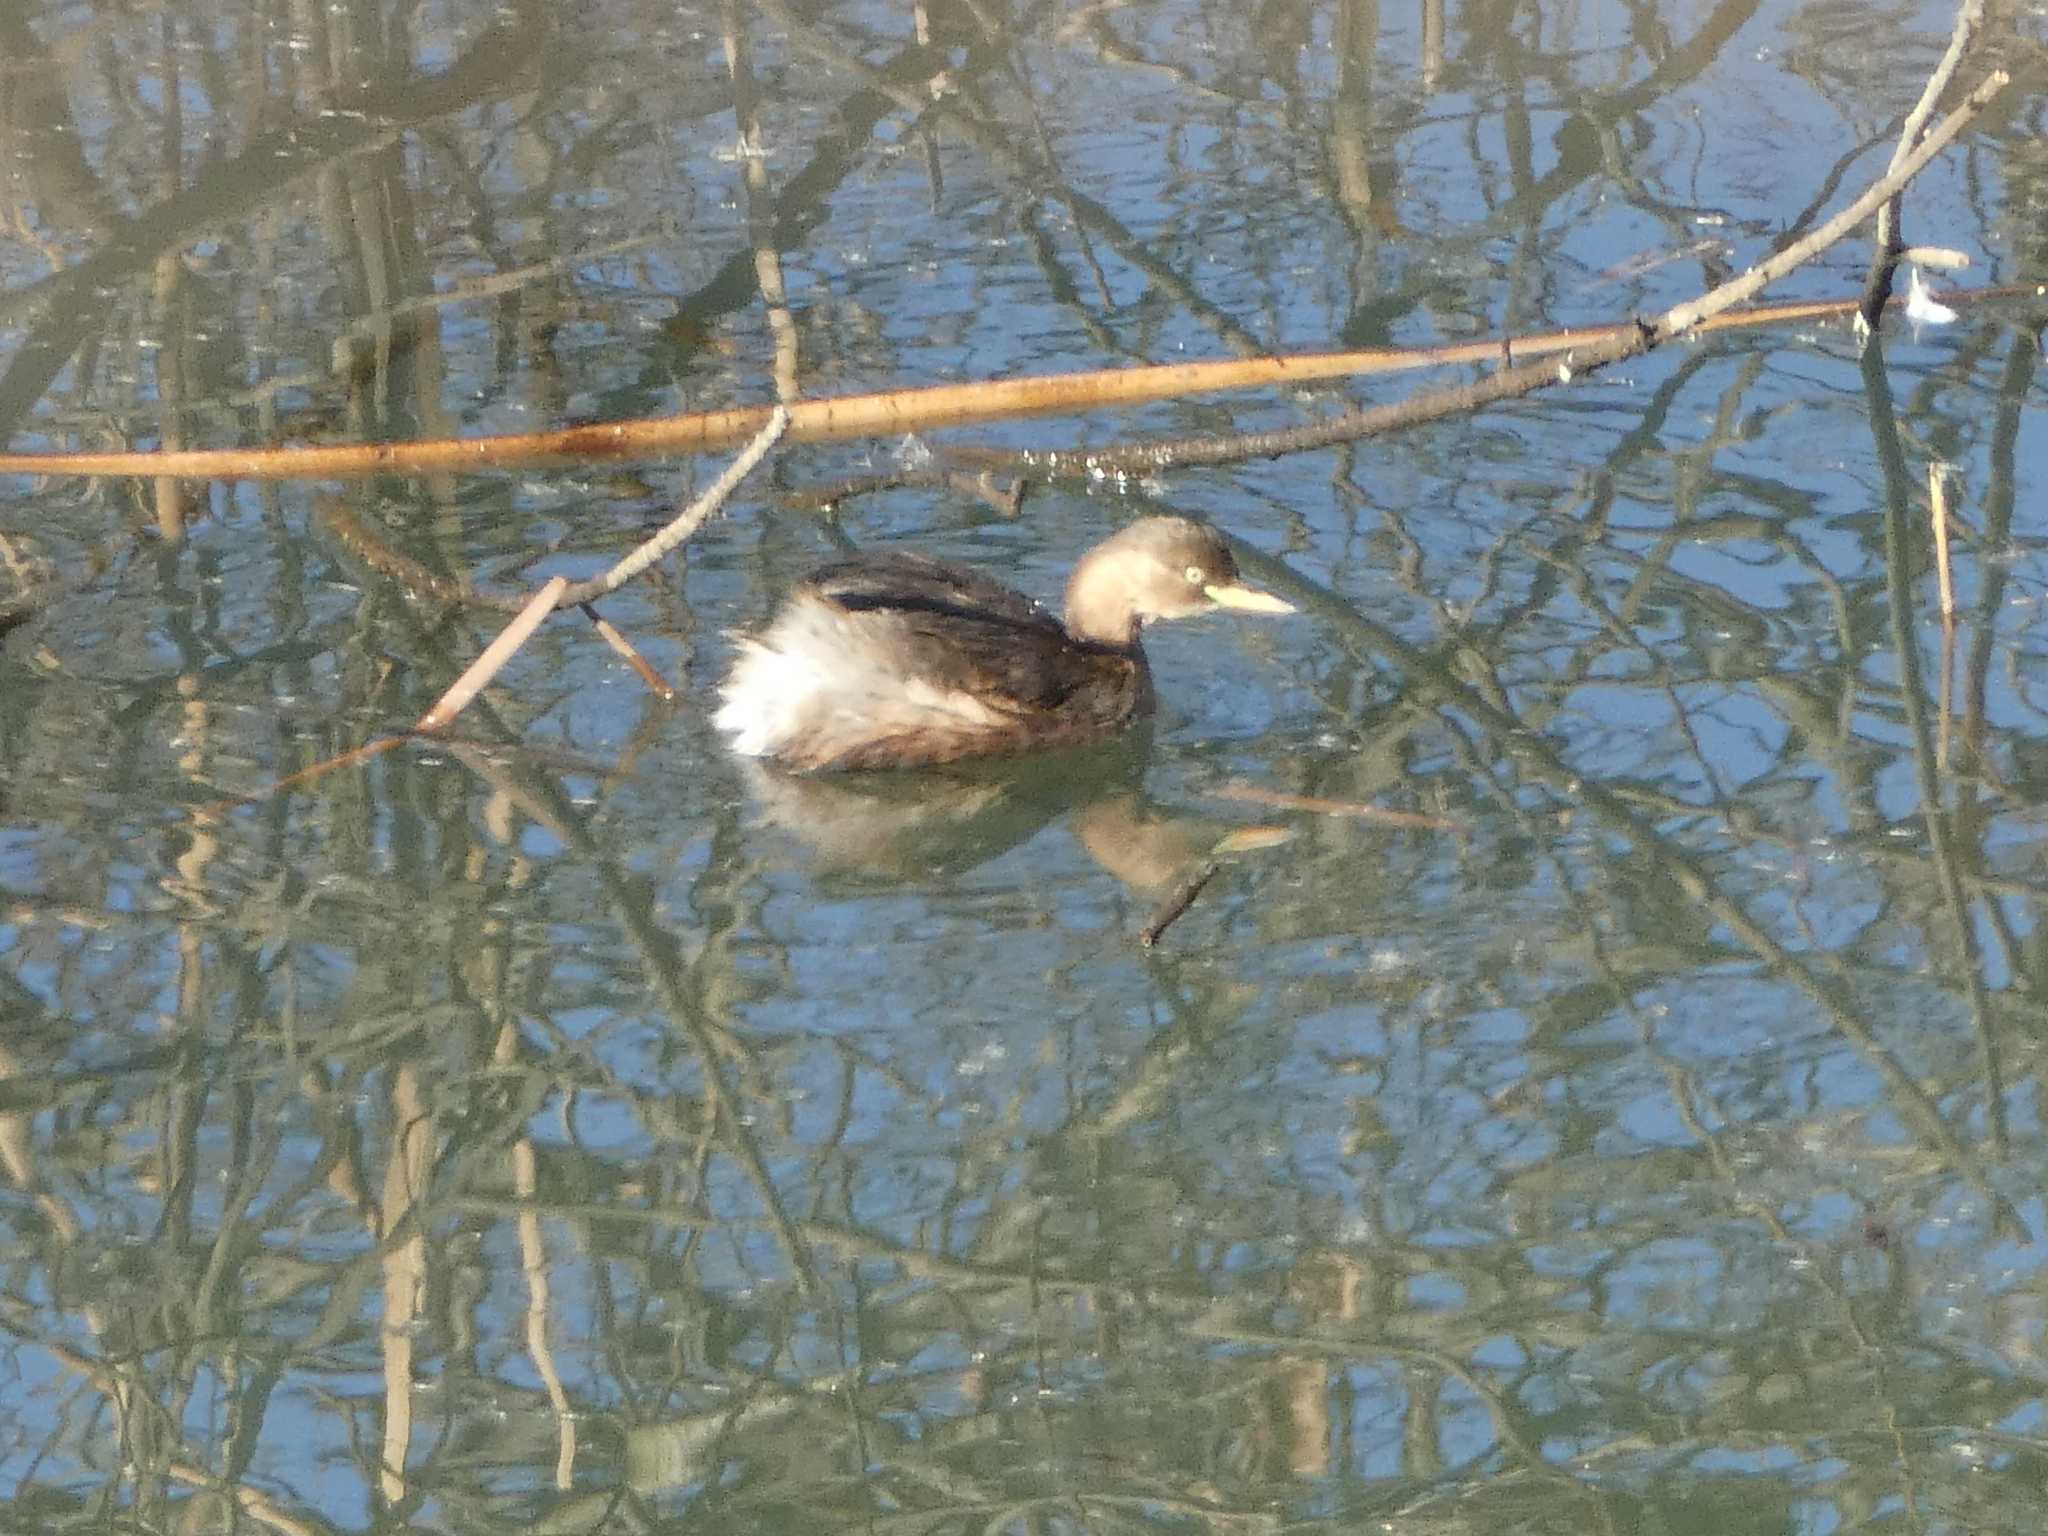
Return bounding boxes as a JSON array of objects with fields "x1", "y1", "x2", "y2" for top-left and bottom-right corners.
[{"x1": 1203, "y1": 581, "x2": 1295, "y2": 614}]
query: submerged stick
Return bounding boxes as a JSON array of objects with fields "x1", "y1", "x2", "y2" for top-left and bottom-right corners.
[
  {"x1": 1135, "y1": 826, "x2": 1294, "y2": 947},
  {"x1": 1138, "y1": 860, "x2": 1220, "y2": 949},
  {"x1": 316, "y1": 495, "x2": 516, "y2": 610},
  {"x1": 1210, "y1": 782, "x2": 1458, "y2": 831},
  {"x1": 264, "y1": 735, "x2": 406, "y2": 798},
  {"x1": 313, "y1": 406, "x2": 789, "y2": 632},
  {"x1": 246, "y1": 574, "x2": 572, "y2": 796}
]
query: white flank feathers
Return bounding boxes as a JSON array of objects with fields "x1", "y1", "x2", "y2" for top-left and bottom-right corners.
[{"x1": 713, "y1": 594, "x2": 1005, "y2": 763}]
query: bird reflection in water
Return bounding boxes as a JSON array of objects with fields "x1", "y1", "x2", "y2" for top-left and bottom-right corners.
[{"x1": 731, "y1": 732, "x2": 1281, "y2": 903}]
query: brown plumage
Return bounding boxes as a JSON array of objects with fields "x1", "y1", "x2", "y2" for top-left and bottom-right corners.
[{"x1": 714, "y1": 517, "x2": 1294, "y2": 772}]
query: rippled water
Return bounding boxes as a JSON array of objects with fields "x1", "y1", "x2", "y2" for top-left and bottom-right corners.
[{"x1": 4, "y1": 0, "x2": 2048, "y2": 1530}]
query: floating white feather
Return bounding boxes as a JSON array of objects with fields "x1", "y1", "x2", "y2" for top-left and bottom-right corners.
[{"x1": 1905, "y1": 266, "x2": 1957, "y2": 330}]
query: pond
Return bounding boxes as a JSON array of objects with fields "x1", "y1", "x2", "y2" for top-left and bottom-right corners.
[{"x1": 3, "y1": 0, "x2": 2047, "y2": 1530}]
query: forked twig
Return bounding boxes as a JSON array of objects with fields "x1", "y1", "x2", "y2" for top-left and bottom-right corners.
[
  {"x1": 1859, "y1": 0, "x2": 1985, "y2": 330},
  {"x1": 248, "y1": 409, "x2": 791, "y2": 798}
]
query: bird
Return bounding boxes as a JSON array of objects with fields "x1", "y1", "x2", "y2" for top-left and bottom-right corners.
[{"x1": 713, "y1": 516, "x2": 1295, "y2": 772}]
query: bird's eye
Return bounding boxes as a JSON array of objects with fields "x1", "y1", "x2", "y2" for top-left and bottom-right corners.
[{"x1": 1184, "y1": 564, "x2": 1206, "y2": 586}]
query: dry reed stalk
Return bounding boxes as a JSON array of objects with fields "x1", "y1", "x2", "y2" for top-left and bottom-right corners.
[
  {"x1": 414, "y1": 576, "x2": 568, "y2": 733},
  {"x1": 1930, "y1": 461, "x2": 1958, "y2": 770}
]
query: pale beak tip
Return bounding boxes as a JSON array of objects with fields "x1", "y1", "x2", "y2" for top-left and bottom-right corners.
[{"x1": 1205, "y1": 582, "x2": 1296, "y2": 615}]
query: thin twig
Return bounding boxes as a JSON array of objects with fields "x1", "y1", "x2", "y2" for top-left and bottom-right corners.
[
  {"x1": 263, "y1": 409, "x2": 790, "y2": 795},
  {"x1": 785, "y1": 464, "x2": 1025, "y2": 516},
  {"x1": 581, "y1": 603, "x2": 677, "y2": 701},
  {"x1": 415, "y1": 576, "x2": 567, "y2": 733},
  {"x1": 1931, "y1": 460, "x2": 1958, "y2": 770},
  {"x1": 1209, "y1": 782, "x2": 1458, "y2": 831},
  {"x1": 1930, "y1": 460, "x2": 1957, "y2": 626},
  {"x1": 1662, "y1": 67, "x2": 2006, "y2": 336},
  {"x1": 1138, "y1": 860, "x2": 1219, "y2": 949},
  {"x1": 579, "y1": 403, "x2": 789, "y2": 598},
  {"x1": 319, "y1": 406, "x2": 788, "y2": 662},
  {"x1": 1901, "y1": 244, "x2": 1970, "y2": 271},
  {"x1": 264, "y1": 735, "x2": 406, "y2": 798},
  {"x1": 1060, "y1": 67, "x2": 2012, "y2": 480},
  {"x1": 1860, "y1": 0, "x2": 1985, "y2": 329}
]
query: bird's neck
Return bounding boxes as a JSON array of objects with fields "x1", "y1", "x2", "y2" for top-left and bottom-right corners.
[{"x1": 1064, "y1": 556, "x2": 1144, "y2": 648}]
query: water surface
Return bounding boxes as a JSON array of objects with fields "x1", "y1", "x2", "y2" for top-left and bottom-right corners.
[{"x1": 4, "y1": 0, "x2": 2048, "y2": 1531}]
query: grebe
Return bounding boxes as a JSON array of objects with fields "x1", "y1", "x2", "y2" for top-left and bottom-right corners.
[{"x1": 713, "y1": 517, "x2": 1293, "y2": 771}]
